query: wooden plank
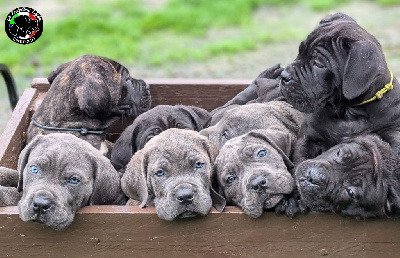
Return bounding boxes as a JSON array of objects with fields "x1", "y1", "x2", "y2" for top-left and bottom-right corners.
[
  {"x1": 0, "y1": 206, "x2": 400, "y2": 257},
  {"x1": 147, "y1": 79, "x2": 250, "y2": 111},
  {"x1": 0, "y1": 88, "x2": 37, "y2": 170}
]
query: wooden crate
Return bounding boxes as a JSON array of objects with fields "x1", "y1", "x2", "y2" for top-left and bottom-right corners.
[{"x1": 0, "y1": 79, "x2": 399, "y2": 257}]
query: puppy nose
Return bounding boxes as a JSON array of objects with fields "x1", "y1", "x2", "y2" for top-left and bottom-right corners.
[
  {"x1": 32, "y1": 196, "x2": 52, "y2": 214},
  {"x1": 176, "y1": 188, "x2": 195, "y2": 204},
  {"x1": 305, "y1": 166, "x2": 326, "y2": 185},
  {"x1": 250, "y1": 175, "x2": 268, "y2": 192},
  {"x1": 280, "y1": 70, "x2": 292, "y2": 83}
]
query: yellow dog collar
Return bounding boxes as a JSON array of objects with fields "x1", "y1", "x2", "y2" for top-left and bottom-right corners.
[{"x1": 356, "y1": 69, "x2": 394, "y2": 106}]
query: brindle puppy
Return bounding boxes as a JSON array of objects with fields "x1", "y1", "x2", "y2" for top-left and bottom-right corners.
[{"x1": 27, "y1": 54, "x2": 151, "y2": 152}]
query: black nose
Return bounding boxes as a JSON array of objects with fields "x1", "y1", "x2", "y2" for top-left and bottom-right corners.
[
  {"x1": 280, "y1": 70, "x2": 292, "y2": 83},
  {"x1": 305, "y1": 166, "x2": 326, "y2": 185},
  {"x1": 176, "y1": 188, "x2": 195, "y2": 204},
  {"x1": 32, "y1": 196, "x2": 52, "y2": 214},
  {"x1": 250, "y1": 175, "x2": 268, "y2": 192}
]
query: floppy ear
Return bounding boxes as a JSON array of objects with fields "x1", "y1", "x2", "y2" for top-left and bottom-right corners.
[
  {"x1": 88, "y1": 155, "x2": 126, "y2": 205},
  {"x1": 200, "y1": 137, "x2": 226, "y2": 211},
  {"x1": 47, "y1": 61, "x2": 72, "y2": 84},
  {"x1": 179, "y1": 106, "x2": 211, "y2": 130},
  {"x1": 342, "y1": 40, "x2": 386, "y2": 100},
  {"x1": 75, "y1": 83, "x2": 112, "y2": 118},
  {"x1": 247, "y1": 129, "x2": 295, "y2": 171},
  {"x1": 120, "y1": 149, "x2": 151, "y2": 207},
  {"x1": 111, "y1": 123, "x2": 140, "y2": 171},
  {"x1": 17, "y1": 135, "x2": 45, "y2": 192}
]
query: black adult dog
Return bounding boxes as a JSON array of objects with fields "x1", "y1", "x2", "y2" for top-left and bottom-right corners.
[
  {"x1": 296, "y1": 135, "x2": 400, "y2": 218},
  {"x1": 280, "y1": 13, "x2": 400, "y2": 163}
]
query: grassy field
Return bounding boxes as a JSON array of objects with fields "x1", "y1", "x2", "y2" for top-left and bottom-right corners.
[
  {"x1": 1, "y1": 0, "x2": 397, "y2": 78},
  {"x1": 1, "y1": 0, "x2": 400, "y2": 133}
]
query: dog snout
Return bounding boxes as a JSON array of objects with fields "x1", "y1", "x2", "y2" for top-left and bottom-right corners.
[
  {"x1": 249, "y1": 175, "x2": 268, "y2": 193},
  {"x1": 175, "y1": 187, "x2": 195, "y2": 204},
  {"x1": 32, "y1": 195, "x2": 53, "y2": 214},
  {"x1": 304, "y1": 165, "x2": 327, "y2": 185},
  {"x1": 280, "y1": 70, "x2": 292, "y2": 84}
]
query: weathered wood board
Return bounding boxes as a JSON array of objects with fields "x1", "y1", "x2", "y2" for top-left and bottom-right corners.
[{"x1": 0, "y1": 78, "x2": 399, "y2": 257}]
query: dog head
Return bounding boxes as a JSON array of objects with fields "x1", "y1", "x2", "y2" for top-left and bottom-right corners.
[
  {"x1": 280, "y1": 13, "x2": 390, "y2": 113},
  {"x1": 121, "y1": 128, "x2": 225, "y2": 221},
  {"x1": 111, "y1": 105, "x2": 211, "y2": 171},
  {"x1": 295, "y1": 134, "x2": 400, "y2": 218},
  {"x1": 200, "y1": 101, "x2": 303, "y2": 149},
  {"x1": 17, "y1": 133, "x2": 125, "y2": 230},
  {"x1": 213, "y1": 129, "x2": 295, "y2": 218}
]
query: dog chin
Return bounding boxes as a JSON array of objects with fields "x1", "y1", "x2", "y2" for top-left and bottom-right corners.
[{"x1": 177, "y1": 211, "x2": 201, "y2": 219}]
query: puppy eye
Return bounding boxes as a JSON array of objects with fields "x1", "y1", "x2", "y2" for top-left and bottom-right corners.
[
  {"x1": 336, "y1": 149, "x2": 342, "y2": 157},
  {"x1": 257, "y1": 150, "x2": 267, "y2": 158},
  {"x1": 155, "y1": 169, "x2": 165, "y2": 177},
  {"x1": 222, "y1": 131, "x2": 230, "y2": 140},
  {"x1": 175, "y1": 123, "x2": 182, "y2": 128},
  {"x1": 313, "y1": 59, "x2": 325, "y2": 68},
  {"x1": 226, "y1": 175, "x2": 236, "y2": 185},
  {"x1": 195, "y1": 162, "x2": 204, "y2": 169},
  {"x1": 29, "y1": 165, "x2": 39, "y2": 174},
  {"x1": 68, "y1": 176, "x2": 80, "y2": 184},
  {"x1": 346, "y1": 188, "x2": 355, "y2": 199}
]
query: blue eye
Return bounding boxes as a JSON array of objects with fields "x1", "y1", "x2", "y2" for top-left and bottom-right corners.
[
  {"x1": 68, "y1": 176, "x2": 80, "y2": 184},
  {"x1": 257, "y1": 150, "x2": 267, "y2": 157},
  {"x1": 222, "y1": 131, "x2": 230, "y2": 140},
  {"x1": 346, "y1": 188, "x2": 355, "y2": 199},
  {"x1": 30, "y1": 165, "x2": 38, "y2": 174},
  {"x1": 195, "y1": 162, "x2": 204, "y2": 169},
  {"x1": 155, "y1": 169, "x2": 165, "y2": 177},
  {"x1": 226, "y1": 175, "x2": 236, "y2": 184}
]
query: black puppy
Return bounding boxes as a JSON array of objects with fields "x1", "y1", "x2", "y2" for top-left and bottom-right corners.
[
  {"x1": 27, "y1": 55, "x2": 151, "y2": 153},
  {"x1": 296, "y1": 135, "x2": 400, "y2": 218},
  {"x1": 280, "y1": 13, "x2": 400, "y2": 163}
]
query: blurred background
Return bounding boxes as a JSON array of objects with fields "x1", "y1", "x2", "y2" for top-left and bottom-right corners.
[{"x1": 1, "y1": 0, "x2": 400, "y2": 133}]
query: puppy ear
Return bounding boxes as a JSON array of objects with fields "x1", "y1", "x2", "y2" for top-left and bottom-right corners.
[
  {"x1": 247, "y1": 129, "x2": 295, "y2": 170},
  {"x1": 47, "y1": 61, "x2": 72, "y2": 84},
  {"x1": 210, "y1": 164, "x2": 226, "y2": 212},
  {"x1": 111, "y1": 123, "x2": 140, "y2": 171},
  {"x1": 121, "y1": 149, "x2": 151, "y2": 207},
  {"x1": 89, "y1": 155, "x2": 126, "y2": 205},
  {"x1": 75, "y1": 84, "x2": 112, "y2": 118},
  {"x1": 17, "y1": 135, "x2": 44, "y2": 192},
  {"x1": 342, "y1": 40, "x2": 386, "y2": 100},
  {"x1": 179, "y1": 106, "x2": 211, "y2": 130},
  {"x1": 200, "y1": 137, "x2": 226, "y2": 211}
]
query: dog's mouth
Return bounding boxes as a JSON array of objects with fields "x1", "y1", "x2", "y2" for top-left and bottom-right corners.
[
  {"x1": 262, "y1": 194, "x2": 284, "y2": 209},
  {"x1": 177, "y1": 211, "x2": 200, "y2": 219}
]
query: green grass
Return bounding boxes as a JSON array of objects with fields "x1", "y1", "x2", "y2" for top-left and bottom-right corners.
[{"x1": 0, "y1": 0, "x2": 399, "y2": 83}]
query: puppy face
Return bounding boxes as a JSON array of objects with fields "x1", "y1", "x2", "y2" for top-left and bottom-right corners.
[
  {"x1": 214, "y1": 130, "x2": 294, "y2": 218},
  {"x1": 296, "y1": 135, "x2": 398, "y2": 218},
  {"x1": 121, "y1": 128, "x2": 225, "y2": 221},
  {"x1": 201, "y1": 101, "x2": 302, "y2": 149},
  {"x1": 17, "y1": 134, "x2": 125, "y2": 230},
  {"x1": 111, "y1": 105, "x2": 211, "y2": 171},
  {"x1": 280, "y1": 13, "x2": 388, "y2": 113}
]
